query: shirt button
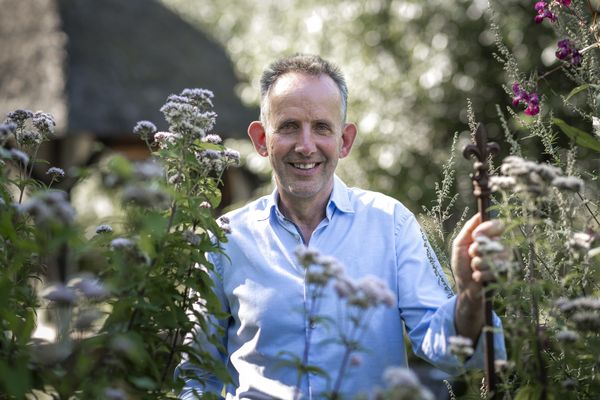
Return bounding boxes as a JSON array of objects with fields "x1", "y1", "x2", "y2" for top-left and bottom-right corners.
[{"x1": 309, "y1": 320, "x2": 316, "y2": 329}]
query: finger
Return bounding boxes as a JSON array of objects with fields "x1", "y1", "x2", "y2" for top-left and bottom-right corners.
[
  {"x1": 468, "y1": 241, "x2": 479, "y2": 258},
  {"x1": 471, "y1": 256, "x2": 491, "y2": 272},
  {"x1": 473, "y1": 219, "x2": 505, "y2": 239},
  {"x1": 454, "y1": 214, "x2": 481, "y2": 247},
  {"x1": 472, "y1": 269, "x2": 496, "y2": 283}
]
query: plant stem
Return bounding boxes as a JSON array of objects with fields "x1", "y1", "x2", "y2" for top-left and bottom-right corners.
[{"x1": 576, "y1": 192, "x2": 600, "y2": 228}]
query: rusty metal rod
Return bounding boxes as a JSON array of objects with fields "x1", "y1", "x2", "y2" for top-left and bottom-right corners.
[{"x1": 463, "y1": 123, "x2": 500, "y2": 399}]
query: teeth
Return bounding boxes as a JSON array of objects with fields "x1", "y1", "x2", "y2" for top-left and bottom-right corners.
[{"x1": 293, "y1": 163, "x2": 316, "y2": 170}]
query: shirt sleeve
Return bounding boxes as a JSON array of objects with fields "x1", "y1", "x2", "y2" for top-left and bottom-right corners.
[
  {"x1": 174, "y1": 252, "x2": 230, "y2": 398},
  {"x1": 394, "y1": 210, "x2": 506, "y2": 375}
]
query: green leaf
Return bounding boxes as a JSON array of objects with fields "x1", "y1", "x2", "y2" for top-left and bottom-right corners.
[
  {"x1": 553, "y1": 118, "x2": 600, "y2": 152},
  {"x1": 129, "y1": 376, "x2": 157, "y2": 390},
  {"x1": 564, "y1": 84, "x2": 600, "y2": 101},
  {"x1": 514, "y1": 385, "x2": 542, "y2": 400}
]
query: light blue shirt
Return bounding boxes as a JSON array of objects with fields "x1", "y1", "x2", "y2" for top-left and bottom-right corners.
[{"x1": 177, "y1": 176, "x2": 505, "y2": 399}]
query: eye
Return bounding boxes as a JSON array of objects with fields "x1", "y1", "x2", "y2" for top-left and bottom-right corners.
[
  {"x1": 315, "y1": 122, "x2": 332, "y2": 134},
  {"x1": 277, "y1": 121, "x2": 298, "y2": 134}
]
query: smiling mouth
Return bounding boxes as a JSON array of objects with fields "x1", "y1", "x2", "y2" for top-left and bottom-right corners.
[{"x1": 291, "y1": 162, "x2": 320, "y2": 170}]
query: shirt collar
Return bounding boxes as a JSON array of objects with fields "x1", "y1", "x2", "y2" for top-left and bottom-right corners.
[{"x1": 256, "y1": 175, "x2": 355, "y2": 221}]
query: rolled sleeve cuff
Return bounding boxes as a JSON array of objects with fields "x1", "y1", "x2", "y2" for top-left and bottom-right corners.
[{"x1": 420, "y1": 296, "x2": 507, "y2": 375}]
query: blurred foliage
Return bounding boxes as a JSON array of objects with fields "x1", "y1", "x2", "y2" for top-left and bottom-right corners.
[{"x1": 160, "y1": 0, "x2": 570, "y2": 214}]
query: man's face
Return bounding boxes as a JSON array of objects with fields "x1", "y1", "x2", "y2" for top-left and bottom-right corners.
[{"x1": 249, "y1": 72, "x2": 356, "y2": 204}]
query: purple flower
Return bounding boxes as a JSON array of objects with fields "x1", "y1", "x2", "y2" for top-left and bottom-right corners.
[
  {"x1": 525, "y1": 92, "x2": 540, "y2": 116},
  {"x1": 555, "y1": 0, "x2": 571, "y2": 6},
  {"x1": 555, "y1": 39, "x2": 582, "y2": 66},
  {"x1": 512, "y1": 83, "x2": 540, "y2": 116},
  {"x1": 534, "y1": 1, "x2": 556, "y2": 24}
]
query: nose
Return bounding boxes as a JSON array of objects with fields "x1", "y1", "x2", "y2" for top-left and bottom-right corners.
[{"x1": 294, "y1": 125, "x2": 317, "y2": 156}]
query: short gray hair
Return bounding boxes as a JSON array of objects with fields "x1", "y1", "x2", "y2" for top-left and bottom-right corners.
[{"x1": 259, "y1": 54, "x2": 348, "y2": 124}]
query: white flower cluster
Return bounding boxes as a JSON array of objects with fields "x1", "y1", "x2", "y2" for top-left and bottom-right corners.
[
  {"x1": 0, "y1": 121, "x2": 16, "y2": 145},
  {"x1": 568, "y1": 231, "x2": 599, "y2": 258},
  {"x1": 217, "y1": 216, "x2": 231, "y2": 234},
  {"x1": 556, "y1": 296, "x2": 600, "y2": 332},
  {"x1": 133, "y1": 120, "x2": 157, "y2": 141},
  {"x1": 491, "y1": 156, "x2": 584, "y2": 196},
  {"x1": 377, "y1": 367, "x2": 434, "y2": 400},
  {"x1": 195, "y1": 148, "x2": 241, "y2": 175},
  {"x1": 19, "y1": 190, "x2": 76, "y2": 226},
  {"x1": 46, "y1": 166, "x2": 65, "y2": 180},
  {"x1": 95, "y1": 224, "x2": 113, "y2": 234},
  {"x1": 153, "y1": 131, "x2": 182, "y2": 149},
  {"x1": 41, "y1": 275, "x2": 109, "y2": 306},
  {"x1": 449, "y1": 335, "x2": 474, "y2": 359},
  {"x1": 295, "y1": 245, "x2": 395, "y2": 309},
  {"x1": 4, "y1": 109, "x2": 55, "y2": 145},
  {"x1": 121, "y1": 184, "x2": 170, "y2": 208},
  {"x1": 159, "y1": 88, "x2": 217, "y2": 140}
]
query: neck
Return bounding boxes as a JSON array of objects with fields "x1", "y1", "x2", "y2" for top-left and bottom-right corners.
[{"x1": 278, "y1": 192, "x2": 330, "y2": 244}]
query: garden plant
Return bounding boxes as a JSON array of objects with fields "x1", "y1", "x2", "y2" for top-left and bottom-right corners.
[{"x1": 1, "y1": 0, "x2": 600, "y2": 399}]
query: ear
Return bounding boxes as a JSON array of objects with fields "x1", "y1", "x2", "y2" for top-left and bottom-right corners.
[
  {"x1": 339, "y1": 123, "x2": 357, "y2": 158},
  {"x1": 248, "y1": 121, "x2": 268, "y2": 157}
]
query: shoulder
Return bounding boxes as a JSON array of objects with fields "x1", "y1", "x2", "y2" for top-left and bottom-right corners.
[{"x1": 345, "y1": 186, "x2": 414, "y2": 225}]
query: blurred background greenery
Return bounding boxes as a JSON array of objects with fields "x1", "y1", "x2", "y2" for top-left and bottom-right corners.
[{"x1": 160, "y1": 0, "x2": 573, "y2": 215}]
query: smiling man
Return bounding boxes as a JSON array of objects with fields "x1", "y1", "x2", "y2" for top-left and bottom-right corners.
[{"x1": 177, "y1": 54, "x2": 506, "y2": 399}]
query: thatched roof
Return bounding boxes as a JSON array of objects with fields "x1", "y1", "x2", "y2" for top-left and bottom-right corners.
[{"x1": 0, "y1": 0, "x2": 257, "y2": 139}]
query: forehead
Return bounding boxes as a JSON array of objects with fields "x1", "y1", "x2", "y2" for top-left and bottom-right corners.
[{"x1": 266, "y1": 72, "x2": 342, "y2": 116}]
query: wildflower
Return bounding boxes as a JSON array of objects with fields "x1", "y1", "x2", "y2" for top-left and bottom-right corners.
[
  {"x1": 556, "y1": 329, "x2": 579, "y2": 342},
  {"x1": 552, "y1": 176, "x2": 584, "y2": 192},
  {"x1": 10, "y1": 148, "x2": 29, "y2": 166},
  {"x1": 46, "y1": 167, "x2": 65, "y2": 180},
  {"x1": 133, "y1": 120, "x2": 157, "y2": 141},
  {"x1": 489, "y1": 176, "x2": 516, "y2": 192},
  {"x1": 19, "y1": 190, "x2": 76, "y2": 226},
  {"x1": 110, "y1": 237, "x2": 135, "y2": 250},
  {"x1": 334, "y1": 276, "x2": 357, "y2": 298},
  {"x1": 348, "y1": 275, "x2": 395, "y2": 308},
  {"x1": 18, "y1": 130, "x2": 43, "y2": 146},
  {"x1": 295, "y1": 245, "x2": 320, "y2": 267},
  {"x1": 133, "y1": 160, "x2": 164, "y2": 181},
  {"x1": 555, "y1": 0, "x2": 571, "y2": 7},
  {"x1": 184, "y1": 230, "x2": 201, "y2": 246},
  {"x1": 95, "y1": 224, "x2": 113, "y2": 234},
  {"x1": 5, "y1": 109, "x2": 33, "y2": 129},
  {"x1": 350, "y1": 355, "x2": 362, "y2": 366},
  {"x1": 74, "y1": 308, "x2": 102, "y2": 331},
  {"x1": 0, "y1": 122, "x2": 16, "y2": 144},
  {"x1": 556, "y1": 39, "x2": 582, "y2": 67},
  {"x1": 41, "y1": 283, "x2": 77, "y2": 305},
  {"x1": 104, "y1": 387, "x2": 127, "y2": 400},
  {"x1": 571, "y1": 311, "x2": 600, "y2": 331},
  {"x1": 568, "y1": 232, "x2": 595, "y2": 254},
  {"x1": 168, "y1": 172, "x2": 183, "y2": 185},
  {"x1": 154, "y1": 131, "x2": 182, "y2": 149},
  {"x1": 196, "y1": 149, "x2": 226, "y2": 174},
  {"x1": 68, "y1": 276, "x2": 109, "y2": 299},
  {"x1": 159, "y1": 89, "x2": 217, "y2": 140},
  {"x1": 224, "y1": 148, "x2": 241, "y2": 166},
  {"x1": 534, "y1": 1, "x2": 556, "y2": 24},
  {"x1": 449, "y1": 335, "x2": 474, "y2": 359},
  {"x1": 200, "y1": 201, "x2": 212, "y2": 209},
  {"x1": 32, "y1": 111, "x2": 55, "y2": 136},
  {"x1": 475, "y1": 235, "x2": 505, "y2": 255},
  {"x1": 383, "y1": 367, "x2": 421, "y2": 388},
  {"x1": 203, "y1": 134, "x2": 223, "y2": 144},
  {"x1": 121, "y1": 184, "x2": 170, "y2": 208},
  {"x1": 511, "y1": 83, "x2": 540, "y2": 116},
  {"x1": 497, "y1": 156, "x2": 571, "y2": 196},
  {"x1": 217, "y1": 215, "x2": 232, "y2": 234}
]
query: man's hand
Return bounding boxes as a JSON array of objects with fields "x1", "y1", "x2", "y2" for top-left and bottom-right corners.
[{"x1": 452, "y1": 214, "x2": 506, "y2": 342}]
